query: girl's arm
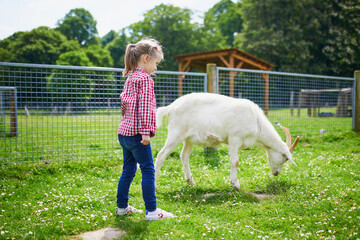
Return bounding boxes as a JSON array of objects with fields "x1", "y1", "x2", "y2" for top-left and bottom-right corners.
[{"x1": 138, "y1": 76, "x2": 155, "y2": 138}]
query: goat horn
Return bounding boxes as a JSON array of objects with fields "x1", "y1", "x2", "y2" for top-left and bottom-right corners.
[
  {"x1": 280, "y1": 126, "x2": 291, "y2": 147},
  {"x1": 289, "y1": 136, "x2": 300, "y2": 153}
]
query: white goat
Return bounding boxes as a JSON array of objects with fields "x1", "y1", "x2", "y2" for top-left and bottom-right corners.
[{"x1": 155, "y1": 93, "x2": 299, "y2": 190}]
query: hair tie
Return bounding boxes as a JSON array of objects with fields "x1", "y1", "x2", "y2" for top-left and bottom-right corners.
[{"x1": 132, "y1": 44, "x2": 135, "y2": 47}]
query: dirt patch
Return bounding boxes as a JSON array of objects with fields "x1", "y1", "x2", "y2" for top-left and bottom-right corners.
[
  {"x1": 251, "y1": 193, "x2": 273, "y2": 201},
  {"x1": 76, "y1": 227, "x2": 126, "y2": 240},
  {"x1": 203, "y1": 193, "x2": 221, "y2": 198},
  {"x1": 203, "y1": 192, "x2": 274, "y2": 201}
]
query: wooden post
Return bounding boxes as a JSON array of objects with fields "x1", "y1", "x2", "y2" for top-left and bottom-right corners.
[
  {"x1": 290, "y1": 91, "x2": 294, "y2": 116},
  {"x1": 229, "y1": 71, "x2": 236, "y2": 97},
  {"x1": 354, "y1": 71, "x2": 360, "y2": 131},
  {"x1": 207, "y1": 63, "x2": 217, "y2": 93},
  {"x1": 298, "y1": 92, "x2": 302, "y2": 117},
  {"x1": 178, "y1": 61, "x2": 184, "y2": 97},
  {"x1": 178, "y1": 76, "x2": 184, "y2": 97},
  {"x1": 262, "y1": 74, "x2": 269, "y2": 115},
  {"x1": 206, "y1": 63, "x2": 218, "y2": 151}
]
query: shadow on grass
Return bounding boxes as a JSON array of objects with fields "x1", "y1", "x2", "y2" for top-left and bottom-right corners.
[
  {"x1": 202, "y1": 148, "x2": 222, "y2": 168},
  {"x1": 161, "y1": 179, "x2": 294, "y2": 205},
  {"x1": 161, "y1": 185, "x2": 261, "y2": 204},
  {"x1": 113, "y1": 215, "x2": 151, "y2": 239},
  {"x1": 254, "y1": 179, "x2": 293, "y2": 195}
]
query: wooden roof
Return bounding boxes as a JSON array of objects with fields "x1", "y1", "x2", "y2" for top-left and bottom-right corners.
[{"x1": 174, "y1": 48, "x2": 274, "y2": 72}]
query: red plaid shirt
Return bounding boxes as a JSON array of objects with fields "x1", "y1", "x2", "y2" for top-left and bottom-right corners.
[{"x1": 118, "y1": 68, "x2": 157, "y2": 137}]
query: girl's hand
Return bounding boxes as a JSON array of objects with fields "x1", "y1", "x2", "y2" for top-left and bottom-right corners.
[{"x1": 141, "y1": 135, "x2": 150, "y2": 145}]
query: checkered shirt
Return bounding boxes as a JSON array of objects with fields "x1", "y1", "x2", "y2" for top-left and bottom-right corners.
[{"x1": 117, "y1": 68, "x2": 157, "y2": 137}]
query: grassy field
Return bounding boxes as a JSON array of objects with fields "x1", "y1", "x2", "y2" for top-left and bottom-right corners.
[
  {"x1": 1, "y1": 107, "x2": 352, "y2": 164},
  {"x1": 0, "y1": 110, "x2": 359, "y2": 239}
]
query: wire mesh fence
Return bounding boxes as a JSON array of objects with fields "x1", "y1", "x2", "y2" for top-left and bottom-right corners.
[
  {"x1": 0, "y1": 62, "x2": 355, "y2": 164},
  {"x1": 217, "y1": 67, "x2": 355, "y2": 137},
  {"x1": 0, "y1": 87, "x2": 18, "y2": 138},
  {"x1": 0, "y1": 62, "x2": 206, "y2": 164}
]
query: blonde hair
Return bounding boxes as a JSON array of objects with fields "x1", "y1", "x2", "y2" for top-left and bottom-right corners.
[{"x1": 123, "y1": 38, "x2": 163, "y2": 76}]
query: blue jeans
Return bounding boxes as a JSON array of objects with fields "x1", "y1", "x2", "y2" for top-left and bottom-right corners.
[{"x1": 117, "y1": 134, "x2": 157, "y2": 211}]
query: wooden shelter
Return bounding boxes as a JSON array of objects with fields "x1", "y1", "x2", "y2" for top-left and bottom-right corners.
[
  {"x1": 175, "y1": 48, "x2": 274, "y2": 113},
  {"x1": 175, "y1": 48, "x2": 274, "y2": 73}
]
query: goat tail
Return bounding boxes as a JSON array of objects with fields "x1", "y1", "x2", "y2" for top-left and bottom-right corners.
[{"x1": 156, "y1": 106, "x2": 170, "y2": 128}]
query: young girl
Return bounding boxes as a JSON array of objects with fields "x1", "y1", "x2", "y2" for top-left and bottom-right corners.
[{"x1": 116, "y1": 38, "x2": 174, "y2": 221}]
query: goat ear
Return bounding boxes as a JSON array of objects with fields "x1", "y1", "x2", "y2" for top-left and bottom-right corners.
[{"x1": 283, "y1": 150, "x2": 297, "y2": 166}]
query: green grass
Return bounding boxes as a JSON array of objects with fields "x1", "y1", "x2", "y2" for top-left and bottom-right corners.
[
  {"x1": 1, "y1": 107, "x2": 352, "y2": 164},
  {"x1": 1, "y1": 126, "x2": 360, "y2": 239},
  {"x1": 0, "y1": 108, "x2": 358, "y2": 239}
]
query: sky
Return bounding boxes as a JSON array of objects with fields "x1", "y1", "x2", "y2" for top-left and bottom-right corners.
[{"x1": 0, "y1": 0, "x2": 223, "y2": 40}]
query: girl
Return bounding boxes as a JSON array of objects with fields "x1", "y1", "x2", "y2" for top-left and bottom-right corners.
[{"x1": 116, "y1": 38, "x2": 174, "y2": 221}]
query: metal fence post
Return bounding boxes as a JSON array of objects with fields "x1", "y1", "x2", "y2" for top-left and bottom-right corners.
[
  {"x1": 207, "y1": 63, "x2": 217, "y2": 93},
  {"x1": 10, "y1": 88, "x2": 18, "y2": 138},
  {"x1": 354, "y1": 70, "x2": 360, "y2": 131}
]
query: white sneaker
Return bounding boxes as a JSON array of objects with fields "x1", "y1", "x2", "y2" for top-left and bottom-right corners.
[
  {"x1": 116, "y1": 206, "x2": 143, "y2": 215},
  {"x1": 145, "y1": 208, "x2": 175, "y2": 221}
]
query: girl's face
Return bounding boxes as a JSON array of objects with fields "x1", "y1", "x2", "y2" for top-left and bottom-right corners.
[{"x1": 141, "y1": 53, "x2": 163, "y2": 75}]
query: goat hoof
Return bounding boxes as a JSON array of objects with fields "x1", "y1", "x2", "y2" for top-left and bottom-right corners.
[{"x1": 186, "y1": 179, "x2": 196, "y2": 186}]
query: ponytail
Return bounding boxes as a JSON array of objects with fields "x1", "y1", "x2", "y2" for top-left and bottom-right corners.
[
  {"x1": 123, "y1": 44, "x2": 138, "y2": 77},
  {"x1": 122, "y1": 38, "x2": 163, "y2": 77}
]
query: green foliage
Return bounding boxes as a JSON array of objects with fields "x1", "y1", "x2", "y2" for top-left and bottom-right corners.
[
  {"x1": 105, "y1": 31, "x2": 128, "y2": 68},
  {"x1": 56, "y1": 50, "x2": 92, "y2": 66},
  {"x1": 204, "y1": 0, "x2": 243, "y2": 46},
  {"x1": 0, "y1": 2, "x2": 358, "y2": 75},
  {"x1": 0, "y1": 27, "x2": 79, "y2": 64},
  {"x1": 0, "y1": 48, "x2": 11, "y2": 62},
  {"x1": 101, "y1": 30, "x2": 118, "y2": 47},
  {"x1": 56, "y1": 44, "x2": 113, "y2": 67},
  {"x1": 46, "y1": 70, "x2": 95, "y2": 104},
  {"x1": 128, "y1": 4, "x2": 198, "y2": 70},
  {"x1": 322, "y1": 0, "x2": 360, "y2": 77},
  {"x1": 237, "y1": 0, "x2": 359, "y2": 76},
  {"x1": 85, "y1": 45, "x2": 113, "y2": 67},
  {"x1": 238, "y1": 0, "x2": 314, "y2": 73},
  {"x1": 127, "y1": 4, "x2": 225, "y2": 71},
  {"x1": 56, "y1": 8, "x2": 98, "y2": 47}
]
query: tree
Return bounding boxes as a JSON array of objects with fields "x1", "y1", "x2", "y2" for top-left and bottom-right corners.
[
  {"x1": 204, "y1": 0, "x2": 243, "y2": 46},
  {"x1": 52, "y1": 46, "x2": 115, "y2": 109},
  {"x1": 46, "y1": 70, "x2": 95, "y2": 110},
  {"x1": 127, "y1": 4, "x2": 225, "y2": 71},
  {"x1": 0, "y1": 27, "x2": 80, "y2": 64},
  {"x1": 127, "y1": 4, "x2": 196, "y2": 70},
  {"x1": 85, "y1": 45, "x2": 113, "y2": 67},
  {"x1": 105, "y1": 30, "x2": 128, "y2": 68},
  {"x1": 56, "y1": 44, "x2": 113, "y2": 67},
  {"x1": 57, "y1": 8, "x2": 98, "y2": 47},
  {"x1": 237, "y1": 0, "x2": 359, "y2": 76},
  {"x1": 237, "y1": 0, "x2": 316, "y2": 73},
  {"x1": 56, "y1": 50, "x2": 92, "y2": 66},
  {"x1": 101, "y1": 30, "x2": 118, "y2": 47},
  {"x1": 323, "y1": 0, "x2": 360, "y2": 77}
]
